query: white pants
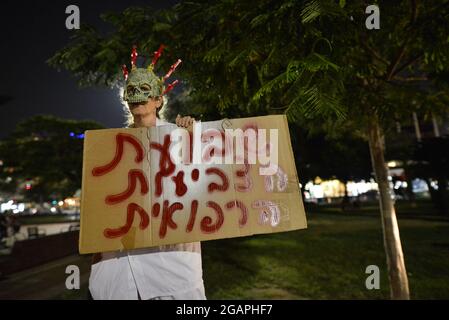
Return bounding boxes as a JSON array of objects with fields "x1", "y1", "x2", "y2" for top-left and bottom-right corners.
[{"x1": 146, "y1": 285, "x2": 206, "y2": 300}]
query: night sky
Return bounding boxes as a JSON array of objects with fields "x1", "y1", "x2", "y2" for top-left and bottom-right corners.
[{"x1": 0, "y1": 0, "x2": 178, "y2": 138}]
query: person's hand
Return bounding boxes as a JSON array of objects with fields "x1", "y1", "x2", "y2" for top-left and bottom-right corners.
[{"x1": 176, "y1": 114, "x2": 195, "y2": 131}]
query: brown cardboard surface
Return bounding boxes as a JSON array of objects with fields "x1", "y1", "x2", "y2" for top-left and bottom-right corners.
[{"x1": 79, "y1": 115, "x2": 307, "y2": 254}]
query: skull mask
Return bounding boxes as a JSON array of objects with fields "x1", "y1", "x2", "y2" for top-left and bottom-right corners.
[
  {"x1": 123, "y1": 68, "x2": 164, "y2": 104},
  {"x1": 121, "y1": 45, "x2": 181, "y2": 103}
]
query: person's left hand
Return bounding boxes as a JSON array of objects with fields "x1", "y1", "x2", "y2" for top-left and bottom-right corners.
[{"x1": 176, "y1": 114, "x2": 195, "y2": 130}]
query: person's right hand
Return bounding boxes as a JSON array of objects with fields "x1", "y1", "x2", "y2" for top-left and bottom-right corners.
[{"x1": 176, "y1": 114, "x2": 195, "y2": 131}]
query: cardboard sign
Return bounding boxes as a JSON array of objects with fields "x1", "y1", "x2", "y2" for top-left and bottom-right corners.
[{"x1": 79, "y1": 115, "x2": 307, "y2": 254}]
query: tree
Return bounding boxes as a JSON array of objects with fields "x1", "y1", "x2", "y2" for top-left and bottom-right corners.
[
  {"x1": 291, "y1": 123, "x2": 372, "y2": 204},
  {"x1": 412, "y1": 136, "x2": 449, "y2": 215},
  {"x1": 0, "y1": 115, "x2": 104, "y2": 202},
  {"x1": 169, "y1": 0, "x2": 449, "y2": 299},
  {"x1": 49, "y1": 0, "x2": 449, "y2": 299}
]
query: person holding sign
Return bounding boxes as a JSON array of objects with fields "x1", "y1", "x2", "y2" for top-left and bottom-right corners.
[{"x1": 88, "y1": 46, "x2": 206, "y2": 300}]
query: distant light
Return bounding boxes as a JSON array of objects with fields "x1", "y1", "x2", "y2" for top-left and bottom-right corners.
[
  {"x1": 25, "y1": 183, "x2": 32, "y2": 190},
  {"x1": 1, "y1": 202, "x2": 25, "y2": 214},
  {"x1": 387, "y1": 161, "x2": 398, "y2": 168},
  {"x1": 394, "y1": 181, "x2": 402, "y2": 190},
  {"x1": 50, "y1": 207, "x2": 57, "y2": 213},
  {"x1": 1, "y1": 200, "x2": 15, "y2": 212},
  {"x1": 58, "y1": 201, "x2": 64, "y2": 206},
  {"x1": 31, "y1": 208, "x2": 38, "y2": 214},
  {"x1": 52, "y1": 200, "x2": 58, "y2": 205},
  {"x1": 70, "y1": 132, "x2": 84, "y2": 139},
  {"x1": 65, "y1": 198, "x2": 76, "y2": 206}
]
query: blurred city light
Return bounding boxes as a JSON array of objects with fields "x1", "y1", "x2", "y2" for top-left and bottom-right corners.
[
  {"x1": 69, "y1": 132, "x2": 84, "y2": 139},
  {"x1": 1, "y1": 200, "x2": 26, "y2": 213}
]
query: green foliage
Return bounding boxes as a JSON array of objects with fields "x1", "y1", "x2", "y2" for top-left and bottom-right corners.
[
  {"x1": 0, "y1": 115, "x2": 104, "y2": 201},
  {"x1": 297, "y1": 0, "x2": 449, "y2": 136},
  {"x1": 290, "y1": 122, "x2": 372, "y2": 186},
  {"x1": 48, "y1": 0, "x2": 449, "y2": 184},
  {"x1": 171, "y1": 0, "x2": 350, "y2": 123},
  {"x1": 48, "y1": 6, "x2": 176, "y2": 88},
  {"x1": 49, "y1": 0, "x2": 449, "y2": 135}
]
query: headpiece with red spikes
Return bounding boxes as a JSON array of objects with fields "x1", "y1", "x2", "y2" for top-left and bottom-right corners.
[
  {"x1": 150, "y1": 44, "x2": 165, "y2": 69},
  {"x1": 122, "y1": 44, "x2": 182, "y2": 103},
  {"x1": 130, "y1": 45, "x2": 138, "y2": 70}
]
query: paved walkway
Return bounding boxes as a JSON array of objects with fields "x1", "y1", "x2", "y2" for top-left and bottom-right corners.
[{"x1": 0, "y1": 254, "x2": 91, "y2": 299}]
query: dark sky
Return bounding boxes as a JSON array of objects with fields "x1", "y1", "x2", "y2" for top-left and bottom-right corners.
[{"x1": 0, "y1": 0, "x2": 178, "y2": 138}]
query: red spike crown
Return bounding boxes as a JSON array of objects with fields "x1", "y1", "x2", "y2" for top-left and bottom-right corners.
[{"x1": 122, "y1": 44, "x2": 182, "y2": 101}]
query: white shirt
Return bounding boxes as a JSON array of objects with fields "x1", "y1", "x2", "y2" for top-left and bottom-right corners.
[{"x1": 89, "y1": 118, "x2": 205, "y2": 300}]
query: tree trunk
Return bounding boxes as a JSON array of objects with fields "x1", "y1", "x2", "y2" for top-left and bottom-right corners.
[
  {"x1": 424, "y1": 177, "x2": 449, "y2": 215},
  {"x1": 425, "y1": 178, "x2": 439, "y2": 207},
  {"x1": 341, "y1": 179, "x2": 350, "y2": 212},
  {"x1": 436, "y1": 177, "x2": 449, "y2": 215},
  {"x1": 404, "y1": 167, "x2": 416, "y2": 206},
  {"x1": 367, "y1": 117, "x2": 410, "y2": 300}
]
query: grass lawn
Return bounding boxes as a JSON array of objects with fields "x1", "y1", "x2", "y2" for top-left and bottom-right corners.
[
  {"x1": 202, "y1": 200, "x2": 449, "y2": 299},
  {"x1": 39, "y1": 200, "x2": 449, "y2": 299}
]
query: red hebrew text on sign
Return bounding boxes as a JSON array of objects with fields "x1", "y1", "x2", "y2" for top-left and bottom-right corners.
[
  {"x1": 103, "y1": 203, "x2": 149, "y2": 238},
  {"x1": 79, "y1": 115, "x2": 307, "y2": 254},
  {"x1": 105, "y1": 169, "x2": 148, "y2": 205},
  {"x1": 92, "y1": 133, "x2": 144, "y2": 176},
  {"x1": 150, "y1": 134, "x2": 176, "y2": 197}
]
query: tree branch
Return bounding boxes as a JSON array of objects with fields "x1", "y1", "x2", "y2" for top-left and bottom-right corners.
[
  {"x1": 391, "y1": 52, "x2": 423, "y2": 77},
  {"x1": 392, "y1": 76, "x2": 428, "y2": 82},
  {"x1": 410, "y1": 0, "x2": 418, "y2": 25},
  {"x1": 386, "y1": 45, "x2": 407, "y2": 81},
  {"x1": 360, "y1": 38, "x2": 389, "y2": 66},
  {"x1": 351, "y1": 11, "x2": 389, "y2": 67},
  {"x1": 385, "y1": 0, "x2": 418, "y2": 80}
]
